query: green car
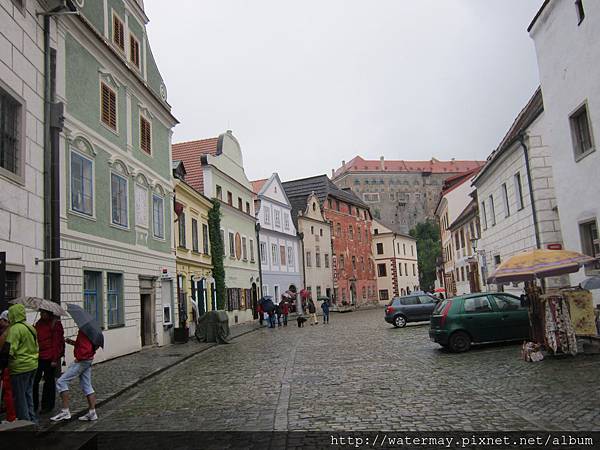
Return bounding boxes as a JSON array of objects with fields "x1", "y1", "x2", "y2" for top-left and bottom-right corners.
[{"x1": 429, "y1": 293, "x2": 530, "y2": 352}]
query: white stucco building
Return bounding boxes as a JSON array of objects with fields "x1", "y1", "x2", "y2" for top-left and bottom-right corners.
[
  {"x1": 472, "y1": 88, "x2": 566, "y2": 295},
  {"x1": 529, "y1": 1, "x2": 600, "y2": 298},
  {"x1": 0, "y1": 0, "x2": 48, "y2": 307},
  {"x1": 253, "y1": 174, "x2": 302, "y2": 304}
]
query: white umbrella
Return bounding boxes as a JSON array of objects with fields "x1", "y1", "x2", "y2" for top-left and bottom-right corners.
[{"x1": 10, "y1": 296, "x2": 67, "y2": 317}]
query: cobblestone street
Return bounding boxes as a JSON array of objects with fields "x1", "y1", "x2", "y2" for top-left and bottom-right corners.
[{"x1": 60, "y1": 308, "x2": 600, "y2": 432}]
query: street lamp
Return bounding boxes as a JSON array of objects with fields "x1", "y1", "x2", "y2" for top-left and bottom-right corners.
[{"x1": 470, "y1": 236, "x2": 478, "y2": 253}]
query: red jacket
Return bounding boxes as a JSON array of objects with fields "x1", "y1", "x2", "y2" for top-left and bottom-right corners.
[
  {"x1": 74, "y1": 331, "x2": 96, "y2": 361},
  {"x1": 281, "y1": 303, "x2": 289, "y2": 315},
  {"x1": 34, "y1": 318, "x2": 65, "y2": 362}
]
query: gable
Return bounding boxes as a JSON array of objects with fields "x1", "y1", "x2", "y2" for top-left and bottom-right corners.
[{"x1": 261, "y1": 174, "x2": 290, "y2": 206}]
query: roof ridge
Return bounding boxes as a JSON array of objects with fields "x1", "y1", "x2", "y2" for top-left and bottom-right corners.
[{"x1": 173, "y1": 136, "x2": 219, "y2": 147}]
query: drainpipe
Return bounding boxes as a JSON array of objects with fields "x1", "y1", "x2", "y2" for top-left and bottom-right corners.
[
  {"x1": 298, "y1": 231, "x2": 306, "y2": 289},
  {"x1": 518, "y1": 134, "x2": 541, "y2": 250},
  {"x1": 43, "y1": 14, "x2": 52, "y2": 301},
  {"x1": 255, "y1": 222, "x2": 263, "y2": 299}
]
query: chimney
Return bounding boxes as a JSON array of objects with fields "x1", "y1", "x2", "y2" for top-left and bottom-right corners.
[
  {"x1": 380, "y1": 156, "x2": 385, "y2": 170},
  {"x1": 331, "y1": 169, "x2": 335, "y2": 178},
  {"x1": 342, "y1": 160, "x2": 346, "y2": 168}
]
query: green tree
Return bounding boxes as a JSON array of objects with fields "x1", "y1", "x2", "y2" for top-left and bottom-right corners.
[
  {"x1": 208, "y1": 200, "x2": 226, "y2": 310},
  {"x1": 409, "y1": 220, "x2": 441, "y2": 291}
]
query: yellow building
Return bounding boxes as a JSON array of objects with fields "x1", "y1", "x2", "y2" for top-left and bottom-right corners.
[{"x1": 173, "y1": 162, "x2": 214, "y2": 335}]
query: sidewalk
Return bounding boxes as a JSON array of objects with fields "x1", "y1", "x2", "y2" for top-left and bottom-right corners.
[{"x1": 37, "y1": 320, "x2": 260, "y2": 431}]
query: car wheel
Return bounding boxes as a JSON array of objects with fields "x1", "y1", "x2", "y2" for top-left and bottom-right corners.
[
  {"x1": 449, "y1": 331, "x2": 471, "y2": 353},
  {"x1": 393, "y1": 315, "x2": 407, "y2": 328}
]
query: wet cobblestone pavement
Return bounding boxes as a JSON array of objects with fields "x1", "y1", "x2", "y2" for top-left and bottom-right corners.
[{"x1": 59, "y1": 308, "x2": 600, "y2": 431}]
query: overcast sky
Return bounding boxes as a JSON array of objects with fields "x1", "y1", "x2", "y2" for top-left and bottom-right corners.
[{"x1": 145, "y1": 0, "x2": 543, "y2": 182}]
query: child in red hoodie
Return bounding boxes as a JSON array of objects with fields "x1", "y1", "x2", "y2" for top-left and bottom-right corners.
[{"x1": 50, "y1": 330, "x2": 97, "y2": 422}]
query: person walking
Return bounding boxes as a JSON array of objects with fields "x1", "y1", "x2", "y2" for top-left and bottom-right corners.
[
  {"x1": 274, "y1": 303, "x2": 282, "y2": 327},
  {"x1": 308, "y1": 299, "x2": 318, "y2": 325},
  {"x1": 5, "y1": 304, "x2": 39, "y2": 422},
  {"x1": 257, "y1": 303, "x2": 264, "y2": 326},
  {"x1": 280, "y1": 301, "x2": 289, "y2": 327},
  {"x1": 50, "y1": 328, "x2": 98, "y2": 422},
  {"x1": 0, "y1": 311, "x2": 17, "y2": 423},
  {"x1": 33, "y1": 310, "x2": 64, "y2": 414},
  {"x1": 321, "y1": 298, "x2": 330, "y2": 324}
]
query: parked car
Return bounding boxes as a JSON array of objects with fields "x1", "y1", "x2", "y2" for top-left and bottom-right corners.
[
  {"x1": 385, "y1": 294, "x2": 439, "y2": 328},
  {"x1": 429, "y1": 292, "x2": 529, "y2": 352}
]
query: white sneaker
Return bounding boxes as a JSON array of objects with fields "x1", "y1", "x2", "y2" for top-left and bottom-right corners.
[
  {"x1": 78, "y1": 411, "x2": 98, "y2": 421},
  {"x1": 50, "y1": 410, "x2": 71, "y2": 422}
]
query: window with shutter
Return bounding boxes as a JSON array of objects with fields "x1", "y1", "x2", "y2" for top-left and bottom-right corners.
[
  {"x1": 130, "y1": 34, "x2": 140, "y2": 68},
  {"x1": 140, "y1": 116, "x2": 151, "y2": 154},
  {"x1": 113, "y1": 14, "x2": 124, "y2": 50},
  {"x1": 101, "y1": 83, "x2": 117, "y2": 130}
]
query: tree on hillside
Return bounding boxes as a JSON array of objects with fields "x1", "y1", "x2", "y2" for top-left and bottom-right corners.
[{"x1": 409, "y1": 220, "x2": 441, "y2": 292}]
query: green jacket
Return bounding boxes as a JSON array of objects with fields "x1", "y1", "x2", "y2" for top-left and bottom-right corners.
[{"x1": 6, "y1": 304, "x2": 39, "y2": 374}]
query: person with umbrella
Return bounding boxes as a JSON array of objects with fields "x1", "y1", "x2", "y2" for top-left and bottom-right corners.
[
  {"x1": 51, "y1": 304, "x2": 103, "y2": 422},
  {"x1": 33, "y1": 310, "x2": 64, "y2": 414}
]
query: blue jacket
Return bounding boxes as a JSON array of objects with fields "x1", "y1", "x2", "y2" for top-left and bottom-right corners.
[{"x1": 321, "y1": 301, "x2": 330, "y2": 313}]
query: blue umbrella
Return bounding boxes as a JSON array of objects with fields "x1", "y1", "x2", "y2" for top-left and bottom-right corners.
[{"x1": 66, "y1": 303, "x2": 104, "y2": 348}]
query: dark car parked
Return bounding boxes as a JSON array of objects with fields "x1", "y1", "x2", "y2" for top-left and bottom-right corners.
[
  {"x1": 429, "y1": 292, "x2": 530, "y2": 352},
  {"x1": 385, "y1": 294, "x2": 439, "y2": 328}
]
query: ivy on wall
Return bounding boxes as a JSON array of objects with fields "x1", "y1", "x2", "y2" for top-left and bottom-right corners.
[{"x1": 208, "y1": 199, "x2": 226, "y2": 310}]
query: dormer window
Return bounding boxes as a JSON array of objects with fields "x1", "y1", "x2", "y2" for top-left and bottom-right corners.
[{"x1": 112, "y1": 13, "x2": 125, "y2": 51}]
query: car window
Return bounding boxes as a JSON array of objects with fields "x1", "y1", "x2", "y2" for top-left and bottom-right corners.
[
  {"x1": 492, "y1": 294, "x2": 522, "y2": 311},
  {"x1": 418, "y1": 295, "x2": 435, "y2": 304},
  {"x1": 401, "y1": 296, "x2": 419, "y2": 306},
  {"x1": 463, "y1": 297, "x2": 492, "y2": 314},
  {"x1": 433, "y1": 299, "x2": 449, "y2": 314},
  {"x1": 390, "y1": 298, "x2": 401, "y2": 306}
]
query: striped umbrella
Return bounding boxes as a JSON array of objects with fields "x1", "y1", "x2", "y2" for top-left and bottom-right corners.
[{"x1": 487, "y1": 249, "x2": 596, "y2": 283}]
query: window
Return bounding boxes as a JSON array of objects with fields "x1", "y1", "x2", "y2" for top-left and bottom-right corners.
[
  {"x1": 455, "y1": 233, "x2": 460, "y2": 249},
  {"x1": 107, "y1": 273, "x2": 124, "y2": 327},
  {"x1": 501, "y1": 183, "x2": 510, "y2": 217},
  {"x1": 152, "y1": 195, "x2": 164, "y2": 239},
  {"x1": 178, "y1": 212, "x2": 186, "y2": 248},
  {"x1": 264, "y1": 207, "x2": 271, "y2": 224},
  {"x1": 311, "y1": 226, "x2": 314, "y2": 235},
  {"x1": 202, "y1": 223, "x2": 209, "y2": 253},
  {"x1": 352, "y1": 256, "x2": 356, "y2": 271},
  {"x1": 163, "y1": 305, "x2": 172, "y2": 325},
  {"x1": 250, "y1": 239, "x2": 255, "y2": 262},
  {"x1": 272, "y1": 244, "x2": 279, "y2": 265},
  {"x1": 481, "y1": 201, "x2": 488, "y2": 230},
  {"x1": 227, "y1": 191, "x2": 233, "y2": 205},
  {"x1": 260, "y1": 242, "x2": 268, "y2": 264},
  {"x1": 280, "y1": 245, "x2": 286, "y2": 265},
  {"x1": 0, "y1": 86, "x2": 23, "y2": 177},
  {"x1": 129, "y1": 34, "x2": 140, "y2": 68},
  {"x1": 413, "y1": 264, "x2": 416, "y2": 276},
  {"x1": 306, "y1": 251, "x2": 312, "y2": 267},
  {"x1": 360, "y1": 256, "x2": 365, "y2": 272},
  {"x1": 463, "y1": 296, "x2": 492, "y2": 313},
  {"x1": 460, "y1": 266, "x2": 465, "y2": 282},
  {"x1": 5, "y1": 270, "x2": 20, "y2": 300},
  {"x1": 319, "y1": 228, "x2": 323, "y2": 237},
  {"x1": 570, "y1": 103, "x2": 594, "y2": 159},
  {"x1": 403, "y1": 243, "x2": 406, "y2": 255},
  {"x1": 339, "y1": 254, "x2": 345, "y2": 269},
  {"x1": 411, "y1": 245, "x2": 414, "y2": 256},
  {"x1": 336, "y1": 223, "x2": 341, "y2": 237},
  {"x1": 316, "y1": 286, "x2": 322, "y2": 297},
  {"x1": 489, "y1": 195, "x2": 496, "y2": 226},
  {"x1": 112, "y1": 13, "x2": 124, "y2": 50},
  {"x1": 379, "y1": 290, "x2": 389, "y2": 301},
  {"x1": 348, "y1": 225, "x2": 354, "y2": 240},
  {"x1": 229, "y1": 232, "x2": 235, "y2": 256},
  {"x1": 494, "y1": 254, "x2": 502, "y2": 267},
  {"x1": 70, "y1": 152, "x2": 93, "y2": 215},
  {"x1": 284, "y1": 214, "x2": 290, "y2": 230},
  {"x1": 575, "y1": 0, "x2": 585, "y2": 24},
  {"x1": 192, "y1": 219, "x2": 199, "y2": 252},
  {"x1": 216, "y1": 185, "x2": 222, "y2": 200},
  {"x1": 377, "y1": 263, "x2": 387, "y2": 277},
  {"x1": 580, "y1": 220, "x2": 600, "y2": 258},
  {"x1": 242, "y1": 237, "x2": 248, "y2": 261},
  {"x1": 274, "y1": 210, "x2": 281, "y2": 227},
  {"x1": 363, "y1": 193, "x2": 380, "y2": 203},
  {"x1": 101, "y1": 83, "x2": 117, "y2": 130},
  {"x1": 238, "y1": 197, "x2": 243, "y2": 210},
  {"x1": 287, "y1": 246, "x2": 293, "y2": 267},
  {"x1": 376, "y1": 242, "x2": 384, "y2": 255},
  {"x1": 83, "y1": 271, "x2": 102, "y2": 324},
  {"x1": 405, "y1": 263, "x2": 408, "y2": 275},
  {"x1": 324, "y1": 254, "x2": 330, "y2": 268},
  {"x1": 460, "y1": 231, "x2": 465, "y2": 249},
  {"x1": 111, "y1": 173, "x2": 128, "y2": 227},
  {"x1": 316, "y1": 252, "x2": 321, "y2": 268},
  {"x1": 134, "y1": 185, "x2": 148, "y2": 228},
  {"x1": 140, "y1": 116, "x2": 151, "y2": 154},
  {"x1": 357, "y1": 226, "x2": 362, "y2": 242},
  {"x1": 398, "y1": 263, "x2": 402, "y2": 276},
  {"x1": 246, "y1": 202, "x2": 250, "y2": 214}
]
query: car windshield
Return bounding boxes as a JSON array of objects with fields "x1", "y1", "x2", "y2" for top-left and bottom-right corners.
[{"x1": 433, "y1": 299, "x2": 449, "y2": 314}]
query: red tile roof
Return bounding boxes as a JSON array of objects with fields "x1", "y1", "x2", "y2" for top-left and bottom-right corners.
[
  {"x1": 250, "y1": 178, "x2": 268, "y2": 194},
  {"x1": 172, "y1": 137, "x2": 219, "y2": 192},
  {"x1": 332, "y1": 156, "x2": 484, "y2": 178}
]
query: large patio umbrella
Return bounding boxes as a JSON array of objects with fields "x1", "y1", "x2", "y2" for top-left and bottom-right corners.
[
  {"x1": 10, "y1": 296, "x2": 67, "y2": 317},
  {"x1": 487, "y1": 249, "x2": 595, "y2": 284},
  {"x1": 65, "y1": 303, "x2": 104, "y2": 348}
]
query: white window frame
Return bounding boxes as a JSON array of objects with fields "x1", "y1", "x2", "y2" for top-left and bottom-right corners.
[
  {"x1": 110, "y1": 172, "x2": 129, "y2": 228},
  {"x1": 111, "y1": 10, "x2": 125, "y2": 53},
  {"x1": 260, "y1": 241, "x2": 268, "y2": 265},
  {"x1": 99, "y1": 80, "x2": 119, "y2": 134},
  {"x1": 274, "y1": 209, "x2": 281, "y2": 227},
  {"x1": 284, "y1": 213, "x2": 290, "y2": 230},
  {"x1": 70, "y1": 150, "x2": 95, "y2": 218},
  {"x1": 152, "y1": 193, "x2": 165, "y2": 239},
  {"x1": 570, "y1": 101, "x2": 595, "y2": 161},
  {"x1": 264, "y1": 206, "x2": 271, "y2": 225},
  {"x1": 271, "y1": 243, "x2": 279, "y2": 265}
]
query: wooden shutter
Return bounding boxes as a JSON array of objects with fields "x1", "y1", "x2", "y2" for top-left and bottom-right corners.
[
  {"x1": 130, "y1": 35, "x2": 140, "y2": 68},
  {"x1": 113, "y1": 15, "x2": 124, "y2": 50},
  {"x1": 101, "y1": 83, "x2": 117, "y2": 130},
  {"x1": 140, "y1": 117, "x2": 151, "y2": 154}
]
